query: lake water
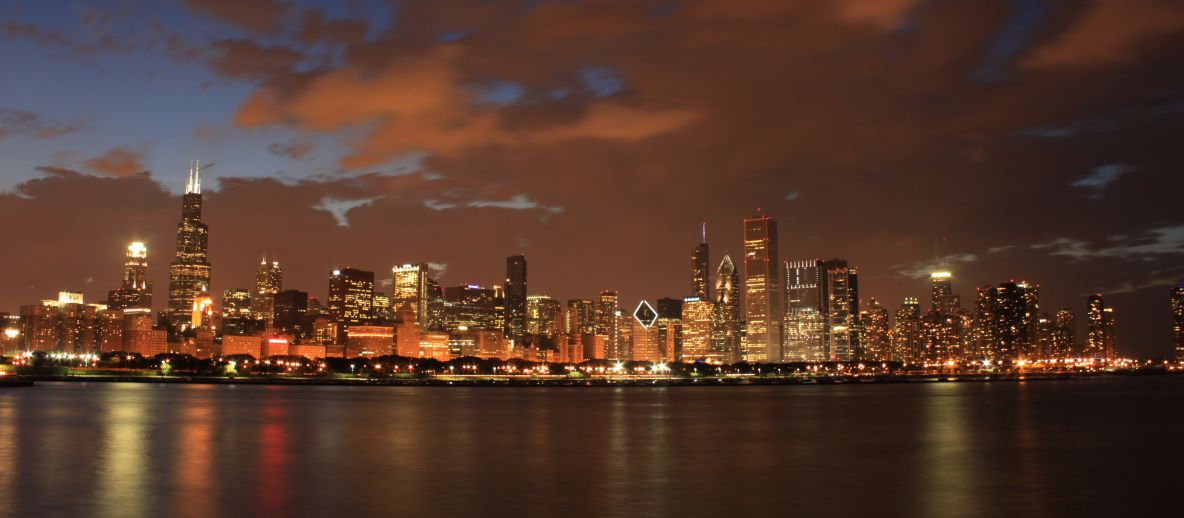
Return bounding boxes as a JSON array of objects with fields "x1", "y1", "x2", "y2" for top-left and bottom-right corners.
[{"x1": 1, "y1": 377, "x2": 1181, "y2": 517}]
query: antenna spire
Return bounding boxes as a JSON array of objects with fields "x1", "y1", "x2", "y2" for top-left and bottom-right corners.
[
  {"x1": 193, "y1": 159, "x2": 201, "y2": 194},
  {"x1": 701, "y1": 222, "x2": 707, "y2": 244}
]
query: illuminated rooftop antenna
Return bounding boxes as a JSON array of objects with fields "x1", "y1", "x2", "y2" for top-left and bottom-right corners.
[{"x1": 701, "y1": 222, "x2": 707, "y2": 244}]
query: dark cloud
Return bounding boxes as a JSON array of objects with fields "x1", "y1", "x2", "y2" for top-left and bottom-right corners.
[{"x1": 0, "y1": 109, "x2": 83, "y2": 140}]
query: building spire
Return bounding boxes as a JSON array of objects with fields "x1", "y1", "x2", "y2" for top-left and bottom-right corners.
[
  {"x1": 185, "y1": 160, "x2": 194, "y2": 194},
  {"x1": 193, "y1": 159, "x2": 201, "y2": 194},
  {"x1": 701, "y1": 221, "x2": 707, "y2": 244}
]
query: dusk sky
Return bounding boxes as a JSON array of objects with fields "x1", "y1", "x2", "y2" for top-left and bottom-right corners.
[{"x1": 2, "y1": 0, "x2": 1182, "y2": 357}]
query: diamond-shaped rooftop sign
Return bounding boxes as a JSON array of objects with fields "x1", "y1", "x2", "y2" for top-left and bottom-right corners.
[{"x1": 633, "y1": 300, "x2": 658, "y2": 329}]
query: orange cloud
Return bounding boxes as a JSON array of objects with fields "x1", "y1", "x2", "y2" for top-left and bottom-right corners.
[{"x1": 83, "y1": 146, "x2": 146, "y2": 177}]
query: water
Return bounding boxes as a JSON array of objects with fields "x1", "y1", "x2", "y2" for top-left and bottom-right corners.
[{"x1": 1, "y1": 377, "x2": 1181, "y2": 517}]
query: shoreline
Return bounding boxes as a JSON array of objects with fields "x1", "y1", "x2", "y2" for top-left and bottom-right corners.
[{"x1": 6, "y1": 370, "x2": 1176, "y2": 388}]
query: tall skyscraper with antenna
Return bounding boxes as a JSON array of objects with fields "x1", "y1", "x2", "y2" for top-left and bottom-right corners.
[
  {"x1": 691, "y1": 223, "x2": 711, "y2": 300},
  {"x1": 165, "y1": 160, "x2": 212, "y2": 331}
]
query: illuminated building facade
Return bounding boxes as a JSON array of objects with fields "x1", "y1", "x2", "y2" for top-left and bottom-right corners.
[
  {"x1": 711, "y1": 256, "x2": 741, "y2": 363},
  {"x1": 222, "y1": 288, "x2": 261, "y2": 336},
  {"x1": 327, "y1": 268, "x2": 375, "y2": 342},
  {"x1": 742, "y1": 211, "x2": 781, "y2": 362},
  {"x1": 970, "y1": 285, "x2": 996, "y2": 359},
  {"x1": 504, "y1": 255, "x2": 527, "y2": 345},
  {"x1": 680, "y1": 297, "x2": 712, "y2": 361},
  {"x1": 891, "y1": 298, "x2": 921, "y2": 361},
  {"x1": 443, "y1": 284, "x2": 502, "y2": 331},
  {"x1": 861, "y1": 298, "x2": 890, "y2": 361},
  {"x1": 18, "y1": 292, "x2": 104, "y2": 353},
  {"x1": 783, "y1": 259, "x2": 823, "y2": 361},
  {"x1": 107, "y1": 242, "x2": 152, "y2": 311},
  {"x1": 252, "y1": 258, "x2": 282, "y2": 325},
  {"x1": 166, "y1": 161, "x2": 212, "y2": 331},
  {"x1": 346, "y1": 325, "x2": 394, "y2": 357},
  {"x1": 526, "y1": 295, "x2": 561, "y2": 338},
  {"x1": 565, "y1": 298, "x2": 595, "y2": 342},
  {"x1": 392, "y1": 263, "x2": 430, "y2": 327},
  {"x1": 819, "y1": 259, "x2": 858, "y2": 361}
]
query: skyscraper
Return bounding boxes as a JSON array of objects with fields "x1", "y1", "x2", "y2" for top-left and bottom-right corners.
[
  {"x1": 783, "y1": 260, "x2": 824, "y2": 361},
  {"x1": 891, "y1": 298, "x2": 922, "y2": 361},
  {"x1": 107, "y1": 241, "x2": 152, "y2": 311},
  {"x1": 253, "y1": 258, "x2": 282, "y2": 326},
  {"x1": 861, "y1": 298, "x2": 890, "y2": 361},
  {"x1": 680, "y1": 296, "x2": 713, "y2": 361},
  {"x1": 711, "y1": 256, "x2": 741, "y2": 363},
  {"x1": 1173, "y1": 286, "x2": 1184, "y2": 361},
  {"x1": 165, "y1": 161, "x2": 212, "y2": 330},
  {"x1": 504, "y1": 255, "x2": 527, "y2": 345},
  {"x1": 1085, "y1": 294, "x2": 1107, "y2": 358},
  {"x1": 565, "y1": 298, "x2": 596, "y2": 344},
  {"x1": 526, "y1": 295, "x2": 561, "y2": 338},
  {"x1": 595, "y1": 290, "x2": 625, "y2": 359},
  {"x1": 741, "y1": 211, "x2": 781, "y2": 362},
  {"x1": 328, "y1": 268, "x2": 374, "y2": 343},
  {"x1": 392, "y1": 263, "x2": 430, "y2": 327},
  {"x1": 691, "y1": 223, "x2": 711, "y2": 300},
  {"x1": 922, "y1": 270, "x2": 964, "y2": 362},
  {"x1": 1051, "y1": 308, "x2": 1076, "y2": 358},
  {"x1": 819, "y1": 259, "x2": 859, "y2": 361}
]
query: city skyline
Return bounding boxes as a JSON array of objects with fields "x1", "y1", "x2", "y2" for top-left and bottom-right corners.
[
  {"x1": 0, "y1": 167, "x2": 1167, "y2": 362},
  {"x1": 2, "y1": 1, "x2": 1184, "y2": 358}
]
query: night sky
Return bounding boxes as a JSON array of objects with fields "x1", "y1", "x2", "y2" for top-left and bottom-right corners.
[{"x1": 1, "y1": 0, "x2": 1182, "y2": 357}]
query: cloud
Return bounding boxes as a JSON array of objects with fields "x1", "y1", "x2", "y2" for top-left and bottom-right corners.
[
  {"x1": 0, "y1": 109, "x2": 83, "y2": 140},
  {"x1": 268, "y1": 140, "x2": 314, "y2": 159},
  {"x1": 1070, "y1": 163, "x2": 1134, "y2": 191},
  {"x1": 1032, "y1": 226, "x2": 1184, "y2": 261},
  {"x1": 183, "y1": 0, "x2": 293, "y2": 35},
  {"x1": 83, "y1": 146, "x2": 147, "y2": 177},
  {"x1": 894, "y1": 253, "x2": 978, "y2": 279},
  {"x1": 1025, "y1": 0, "x2": 1184, "y2": 67},
  {"x1": 313, "y1": 196, "x2": 382, "y2": 227}
]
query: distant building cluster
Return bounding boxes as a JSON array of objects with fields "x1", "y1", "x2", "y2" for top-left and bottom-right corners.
[{"x1": 0, "y1": 167, "x2": 1176, "y2": 364}]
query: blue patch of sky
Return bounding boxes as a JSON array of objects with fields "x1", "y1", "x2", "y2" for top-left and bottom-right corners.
[
  {"x1": 468, "y1": 80, "x2": 527, "y2": 106},
  {"x1": 579, "y1": 67, "x2": 625, "y2": 96},
  {"x1": 972, "y1": 0, "x2": 1049, "y2": 81}
]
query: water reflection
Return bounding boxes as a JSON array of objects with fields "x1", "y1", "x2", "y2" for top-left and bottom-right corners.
[
  {"x1": 97, "y1": 385, "x2": 147, "y2": 518},
  {"x1": 176, "y1": 386, "x2": 215, "y2": 517},
  {"x1": 2, "y1": 379, "x2": 1182, "y2": 517}
]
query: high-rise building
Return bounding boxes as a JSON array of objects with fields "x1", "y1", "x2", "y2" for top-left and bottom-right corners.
[
  {"x1": 861, "y1": 298, "x2": 890, "y2": 361},
  {"x1": 1085, "y1": 294, "x2": 1106, "y2": 358},
  {"x1": 327, "y1": 268, "x2": 374, "y2": 343},
  {"x1": 526, "y1": 295, "x2": 561, "y2": 338},
  {"x1": 680, "y1": 296, "x2": 713, "y2": 361},
  {"x1": 691, "y1": 223, "x2": 711, "y2": 300},
  {"x1": 783, "y1": 260, "x2": 824, "y2": 361},
  {"x1": 274, "y1": 290, "x2": 310, "y2": 337},
  {"x1": 565, "y1": 299, "x2": 596, "y2": 341},
  {"x1": 819, "y1": 259, "x2": 859, "y2": 361},
  {"x1": 425, "y1": 278, "x2": 445, "y2": 331},
  {"x1": 1173, "y1": 286, "x2": 1184, "y2": 361},
  {"x1": 970, "y1": 285, "x2": 996, "y2": 359},
  {"x1": 107, "y1": 241, "x2": 152, "y2": 311},
  {"x1": 392, "y1": 263, "x2": 430, "y2": 327},
  {"x1": 891, "y1": 298, "x2": 922, "y2": 362},
  {"x1": 253, "y1": 258, "x2": 282, "y2": 325},
  {"x1": 443, "y1": 284, "x2": 503, "y2": 331},
  {"x1": 921, "y1": 271, "x2": 964, "y2": 362},
  {"x1": 742, "y1": 211, "x2": 781, "y2": 362},
  {"x1": 654, "y1": 298, "x2": 682, "y2": 362},
  {"x1": 504, "y1": 255, "x2": 527, "y2": 345},
  {"x1": 1051, "y1": 308, "x2": 1076, "y2": 358},
  {"x1": 991, "y1": 282, "x2": 1039, "y2": 360},
  {"x1": 711, "y1": 256, "x2": 741, "y2": 363},
  {"x1": 165, "y1": 161, "x2": 212, "y2": 331}
]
